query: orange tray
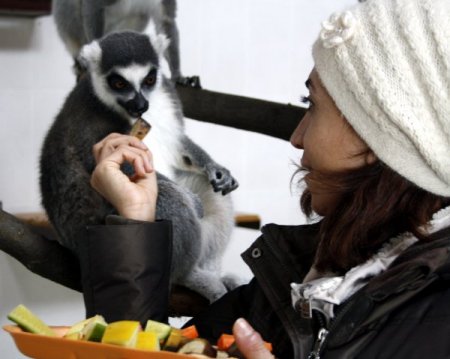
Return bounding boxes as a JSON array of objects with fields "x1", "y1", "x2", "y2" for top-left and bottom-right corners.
[{"x1": 3, "y1": 325, "x2": 193, "y2": 359}]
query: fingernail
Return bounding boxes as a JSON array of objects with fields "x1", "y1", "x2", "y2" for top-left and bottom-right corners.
[{"x1": 235, "y1": 318, "x2": 253, "y2": 337}]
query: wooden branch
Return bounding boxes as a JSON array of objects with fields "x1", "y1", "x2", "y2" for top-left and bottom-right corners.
[
  {"x1": 0, "y1": 209, "x2": 82, "y2": 291},
  {"x1": 176, "y1": 85, "x2": 304, "y2": 141},
  {"x1": 0, "y1": 0, "x2": 51, "y2": 16}
]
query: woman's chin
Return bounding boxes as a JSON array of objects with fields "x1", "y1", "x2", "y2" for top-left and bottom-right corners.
[{"x1": 311, "y1": 197, "x2": 332, "y2": 217}]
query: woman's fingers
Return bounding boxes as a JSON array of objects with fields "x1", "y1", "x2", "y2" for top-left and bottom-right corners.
[
  {"x1": 232, "y1": 318, "x2": 275, "y2": 359},
  {"x1": 90, "y1": 145, "x2": 158, "y2": 221},
  {"x1": 90, "y1": 134, "x2": 158, "y2": 222},
  {"x1": 99, "y1": 144, "x2": 154, "y2": 177},
  {"x1": 93, "y1": 133, "x2": 149, "y2": 164}
]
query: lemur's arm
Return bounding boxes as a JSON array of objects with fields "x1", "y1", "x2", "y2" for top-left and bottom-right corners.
[{"x1": 179, "y1": 136, "x2": 238, "y2": 195}]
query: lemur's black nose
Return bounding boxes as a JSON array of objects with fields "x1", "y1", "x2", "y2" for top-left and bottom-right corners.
[{"x1": 126, "y1": 92, "x2": 149, "y2": 117}]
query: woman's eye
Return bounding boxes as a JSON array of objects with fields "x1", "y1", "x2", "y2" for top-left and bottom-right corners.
[{"x1": 300, "y1": 95, "x2": 314, "y2": 109}]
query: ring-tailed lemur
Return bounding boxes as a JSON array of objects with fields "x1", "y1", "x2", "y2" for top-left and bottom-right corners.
[
  {"x1": 40, "y1": 29, "x2": 240, "y2": 302},
  {"x1": 52, "y1": 0, "x2": 181, "y2": 81}
]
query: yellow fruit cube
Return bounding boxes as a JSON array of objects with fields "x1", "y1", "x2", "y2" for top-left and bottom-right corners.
[
  {"x1": 101, "y1": 321, "x2": 141, "y2": 348},
  {"x1": 136, "y1": 331, "x2": 160, "y2": 351}
]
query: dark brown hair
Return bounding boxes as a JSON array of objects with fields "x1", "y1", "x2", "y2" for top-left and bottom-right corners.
[{"x1": 297, "y1": 161, "x2": 450, "y2": 274}]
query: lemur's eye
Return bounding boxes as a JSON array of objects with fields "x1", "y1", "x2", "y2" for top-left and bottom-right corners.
[
  {"x1": 144, "y1": 76, "x2": 155, "y2": 86},
  {"x1": 107, "y1": 74, "x2": 129, "y2": 92},
  {"x1": 143, "y1": 69, "x2": 157, "y2": 87},
  {"x1": 113, "y1": 80, "x2": 127, "y2": 89}
]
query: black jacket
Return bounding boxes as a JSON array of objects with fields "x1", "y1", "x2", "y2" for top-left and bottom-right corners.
[
  {"x1": 188, "y1": 223, "x2": 450, "y2": 359},
  {"x1": 85, "y1": 219, "x2": 450, "y2": 358}
]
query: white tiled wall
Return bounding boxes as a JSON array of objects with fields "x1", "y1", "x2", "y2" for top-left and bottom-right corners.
[{"x1": 0, "y1": 1, "x2": 355, "y2": 357}]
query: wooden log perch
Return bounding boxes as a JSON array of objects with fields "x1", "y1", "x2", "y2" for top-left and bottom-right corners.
[
  {"x1": 0, "y1": 209, "x2": 82, "y2": 291},
  {"x1": 0, "y1": 0, "x2": 52, "y2": 17},
  {"x1": 176, "y1": 85, "x2": 304, "y2": 141}
]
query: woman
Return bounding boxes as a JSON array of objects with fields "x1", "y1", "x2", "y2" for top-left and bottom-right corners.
[{"x1": 85, "y1": 0, "x2": 450, "y2": 357}]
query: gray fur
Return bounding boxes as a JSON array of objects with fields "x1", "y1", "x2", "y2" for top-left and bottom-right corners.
[
  {"x1": 40, "y1": 31, "x2": 240, "y2": 302},
  {"x1": 52, "y1": 0, "x2": 181, "y2": 80}
]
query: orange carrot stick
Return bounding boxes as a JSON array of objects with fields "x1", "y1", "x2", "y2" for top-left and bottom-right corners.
[
  {"x1": 181, "y1": 325, "x2": 199, "y2": 339},
  {"x1": 217, "y1": 333, "x2": 235, "y2": 351},
  {"x1": 218, "y1": 333, "x2": 273, "y2": 352}
]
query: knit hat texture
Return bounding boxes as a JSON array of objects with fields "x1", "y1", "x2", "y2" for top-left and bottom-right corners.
[{"x1": 312, "y1": 0, "x2": 450, "y2": 196}]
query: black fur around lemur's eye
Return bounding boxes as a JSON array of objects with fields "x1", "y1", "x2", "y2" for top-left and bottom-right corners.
[
  {"x1": 142, "y1": 69, "x2": 157, "y2": 88},
  {"x1": 107, "y1": 74, "x2": 130, "y2": 92}
]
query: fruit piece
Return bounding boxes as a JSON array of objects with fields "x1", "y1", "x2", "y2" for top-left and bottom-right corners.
[
  {"x1": 178, "y1": 338, "x2": 217, "y2": 357},
  {"x1": 64, "y1": 332, "x2": 82, "y2": 340},
  {"x1": 81, "y1": 315, "x2": 107, "y2": 342},
  {"x1": 101, "y1": 321, "x2": 141, "y2": 347},
  {"x1": 130, "y1": 117, "x2": 152, "y2": 140},
  {"x1": 163, "y1": 328, "x2": 184, "y2": 351},
  {"x1": 217, "y1": 333, "x2": 235, "y2": 351},
  {"x1": 181, "y1": 325, "x2": 199, "y2": 339},
  {"x1": 136, "y1": 331, "x2": 160, "y2": 351},
  {"x1": 144, "y1": 319, "x2": 172, "y2": 343},
  {"x1": 64, "y1": 317, "x2": 91, "y2": 339},
  {"x1": 216, "y1": 350, "x2": 232, "y2": 358},
  {"x1": 7, "y1": 304, "x2": 55, "y2": 336}
]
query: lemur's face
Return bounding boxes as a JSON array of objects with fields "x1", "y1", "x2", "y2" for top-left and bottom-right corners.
[
  {"x1": 78, "y1": 30, "x2": 170, "y2": 122},
  {"x1": 102, "y1": 63, "x2": 158, "y2": 118}
]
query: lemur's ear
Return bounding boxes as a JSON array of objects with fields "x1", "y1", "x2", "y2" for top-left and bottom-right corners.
[
  {"x1": 146, "y1": 21, "x2": 171, "y2": 78},
  {"x1": 77, "y1": 40, "x2": 102, "y2": 71}
]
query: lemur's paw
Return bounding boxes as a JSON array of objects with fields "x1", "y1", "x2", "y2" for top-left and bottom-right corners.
[{"x1": 206, "y1": 164, "x2": 239, "y2": 195}]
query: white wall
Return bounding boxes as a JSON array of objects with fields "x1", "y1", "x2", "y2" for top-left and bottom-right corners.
[{"x1": 0, "y1": 1, "x2": 355, "y2": 357}]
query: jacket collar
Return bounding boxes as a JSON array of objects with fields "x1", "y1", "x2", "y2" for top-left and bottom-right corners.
[{"x1": 327, "y1": 226, "x2": 450, "y2": 348}]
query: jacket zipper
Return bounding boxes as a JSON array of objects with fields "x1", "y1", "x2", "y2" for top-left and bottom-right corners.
[
  {"x1": 307, "y1": 311, "x2": 328, "y2": 359},
  {"x1": 307, "y1": 298, "x2": 356, "y2": 358},
  {"x1": 308, "y1": 327, "x2": 329, "y2": 359}
]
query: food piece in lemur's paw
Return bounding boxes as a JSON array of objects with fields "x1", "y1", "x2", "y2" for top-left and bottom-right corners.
[{"x1": 129, "y1": 117, "x2": 152, "y2": 140}]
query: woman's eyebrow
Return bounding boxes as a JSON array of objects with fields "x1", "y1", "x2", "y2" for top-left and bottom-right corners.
[{"x1": 305, "y1": 78, "x2": 313, "y2": 91}]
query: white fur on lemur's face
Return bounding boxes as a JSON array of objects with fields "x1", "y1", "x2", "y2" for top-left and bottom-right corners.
[
  {"x1": 105, "y1": 63, "x2": 159, "y2": 118},
  {"x1": 94, "y1": 62, "x2": 162, "y2": 120},
  {"x1": 78, "y1": 35, "x2": 166, "y2": 122}
]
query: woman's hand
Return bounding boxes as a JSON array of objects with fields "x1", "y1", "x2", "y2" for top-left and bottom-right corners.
[
  {"x1": 90, "y1": 133, "x2": 157, "y2": 221},
  {"x1": 233, "y1": 318, "x2": 275, "y2": 359}
]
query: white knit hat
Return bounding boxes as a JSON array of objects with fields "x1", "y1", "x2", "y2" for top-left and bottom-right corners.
[{"x1": 312, "y1": 0, "x2": 450, "y2": 196}]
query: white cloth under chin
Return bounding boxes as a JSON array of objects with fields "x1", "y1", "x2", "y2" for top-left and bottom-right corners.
[{"x1": 291, "y1": 206, "x2": 450, "y2": 322}]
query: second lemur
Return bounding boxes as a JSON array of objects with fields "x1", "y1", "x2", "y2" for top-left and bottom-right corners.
[{"x1": 52, "y1": 0, "x2": 182, "y2": 81}]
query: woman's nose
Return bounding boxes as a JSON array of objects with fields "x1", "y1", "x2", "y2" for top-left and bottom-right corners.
[{"x1": 290, "y1": 115, "x2": 307, "y2": 149}]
